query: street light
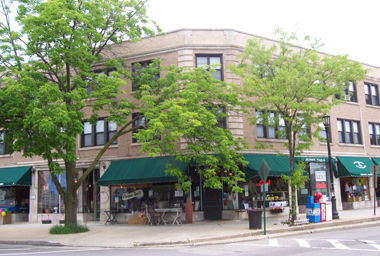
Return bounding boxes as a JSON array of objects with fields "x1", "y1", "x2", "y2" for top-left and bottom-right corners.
[{"x1": 323, "y1": 115, "x2": 339, "y2": 219}]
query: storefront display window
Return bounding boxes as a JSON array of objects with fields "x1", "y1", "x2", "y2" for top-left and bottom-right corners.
[
  {"x1": 110, "y1": 183, "x2": 186, "y2": 213},
  {"x1": 340, "y1": 177, "x2": 370, "y2": 202},
  {"x1": 38, "y1": 171, "x2": 66, "y2": 213},
  {"x1": 0, "y1": 186, "x2": 29, "y2": 212},
  {"x1": 242, "y1": 176, "x2": 289, "y2": 209}
]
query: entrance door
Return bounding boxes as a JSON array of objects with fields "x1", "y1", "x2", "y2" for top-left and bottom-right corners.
[{"x1": 203, "y1": 188, "x2": 222, "y2": 220}]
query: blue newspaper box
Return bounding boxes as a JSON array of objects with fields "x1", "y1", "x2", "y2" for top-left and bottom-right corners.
[{"x1": 306, "y1": 202, "x2": 321, "y2": 223}]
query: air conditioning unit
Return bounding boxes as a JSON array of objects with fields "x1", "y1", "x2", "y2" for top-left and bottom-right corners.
[{"x1": 344, "y1": 95, "x2": 351, "y2": 101}]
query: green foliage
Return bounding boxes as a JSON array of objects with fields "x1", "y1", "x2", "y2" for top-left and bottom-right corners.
[
  {"x1": 49, "y1": 224, "x2": 89, "y2": 235},
  {"x1": 135, "y1": 65, "x2": 248, "y2": 193},
  {"x1": 0, "y1": 0, "x2": 159, "y2": 224},
  {"x1": 231, "y1": 29, "x2": 366, "y2": 171},
  {"x1": 231, "y1": 29, "x2": 366, "y2": 221}
]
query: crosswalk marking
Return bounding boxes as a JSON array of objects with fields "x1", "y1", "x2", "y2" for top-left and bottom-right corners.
[
  {"x1": 295, "y1": 239, "x2": 311, "y2": 248},
  {"x1": 326, "y1": 239, "x2": 350, "y2": 250},
  {"x1": 362, "y1": 240, "x2": 380, "y2": 250},
  {"x1": 268, "y1": 239, "x2": 279, "y2": 247}
]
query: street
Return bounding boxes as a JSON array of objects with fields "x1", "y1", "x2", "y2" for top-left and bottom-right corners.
[{"x1": 1, "y1": 224, "x2": 380, "y2": 255}]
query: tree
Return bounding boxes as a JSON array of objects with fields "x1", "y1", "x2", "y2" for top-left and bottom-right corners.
[
  {"x1": 231, "y1": 30, "x2": 366, "y2": 222},
  {"x1": 0, "y1": 0, "x2": 159, "y2": 225},
  {"x1": 135, "y1": 65, "x2": 248, "y2": 193}
]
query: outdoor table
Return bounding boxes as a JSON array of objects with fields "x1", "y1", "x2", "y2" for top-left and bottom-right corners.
[
  {"x1": 104, "y1": 210, "x2": 118, "y2": 224},
  {"x1": 154, "y1": 208, "x2": 182, "y2": 225}
]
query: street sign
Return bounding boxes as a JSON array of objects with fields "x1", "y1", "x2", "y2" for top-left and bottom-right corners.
[{"x1": 258, "y1": 160, "x2": 270, "y2": 182}]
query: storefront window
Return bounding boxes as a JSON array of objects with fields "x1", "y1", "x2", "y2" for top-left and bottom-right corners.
[
  {"x1": 244, "y1": 176, "x2": 289, "y2": 209},
  {"x1": 38, "y1": 171, "x2": 66, "y2": 213},
  {"x1": 340, "y1": 177, "x2": 370, "y2": 202},
  {"x1": 110, "y1": 183, "x2": 186, "y2": 213},
  {"x1": 0, "y1": 186, "x2": 29, "y2": 212}
]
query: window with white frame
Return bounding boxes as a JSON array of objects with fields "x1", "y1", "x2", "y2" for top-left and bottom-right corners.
[
  {"x1": 369, "y1": 122, "x2": 380, "y2": 146},
  {"x1": 319, "y1": 122, "x2": 331, "y2": 142},
  {"x1": 195, "y1": 55, "x2": 223, "y2": 81},
  {"x1": 337, "y1": 119, "x2": 361, "y2": 144},
  {"x1": 256, "y1": 111, "x2": 286, "y2": 139},
  {"x1": 364, "y1": 82, "x2": 379, "y2": 106},
  {"x1": 81, "y1": 120, "x2": 117, "y2": 147}
]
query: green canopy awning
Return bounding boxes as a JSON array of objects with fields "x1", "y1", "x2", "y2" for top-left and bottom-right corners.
[
  {"x1": 336, "y1": 156, "x2": 374, "y2": 177},
  {"x1": 0, "y1": 166, "x2": 32, "y2": 186},
  {"x1": 97, "y1": 156, "x2": 188, "y2": 186},
  {"x1": 372, "y1": 157, "x2": 380, "y2": 166},
  {"x1": 243, "y1": 154, "x2": 291, "y2": 178}
]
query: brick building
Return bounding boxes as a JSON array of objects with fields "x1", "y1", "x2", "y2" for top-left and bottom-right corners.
[{"x1": 0, "y1": 29, "x2": 379, "y2": 224}]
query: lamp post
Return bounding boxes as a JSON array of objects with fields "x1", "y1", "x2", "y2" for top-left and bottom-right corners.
[{"x1": 323, "y1": 115, "x2": 339, "y2": 219}]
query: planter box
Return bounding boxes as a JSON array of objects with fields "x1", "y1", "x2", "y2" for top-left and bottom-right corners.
[{"x1": 127, "y1": 216, "x2": 147, "y2": 225}]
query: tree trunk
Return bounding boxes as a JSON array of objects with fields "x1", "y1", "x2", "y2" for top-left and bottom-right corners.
[{"x1": 64, "y1": 160, "x2": 78, "y2": 225}]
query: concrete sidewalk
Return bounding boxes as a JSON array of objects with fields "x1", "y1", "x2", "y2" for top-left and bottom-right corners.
[{"x1": 0, "y1": 208, "x2": 380, "y2": 248}]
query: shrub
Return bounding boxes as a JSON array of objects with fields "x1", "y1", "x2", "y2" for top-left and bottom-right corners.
[{"x1": 49, "y1": 224, "x2": 89, "y2": 235}]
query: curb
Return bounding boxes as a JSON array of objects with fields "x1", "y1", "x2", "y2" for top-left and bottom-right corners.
[{"x1": 133, "y1": 217, "x2": 380, "y2": 247}]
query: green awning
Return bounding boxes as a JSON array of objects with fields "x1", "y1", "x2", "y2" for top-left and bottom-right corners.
[
  {"x1": 243, "y1": 154, "x2": 291, "y2": 177},
  {"x1": 336, "y1": 156, "x2": 374, "y2": 177},
  {"x1": 97, "y1": 156, "x2": 188, "y2": 186},
  {"x1": 0, "y1": 166, "x2": 32, "y2": 186},
  {"x1": 372, "y1": 157, "x2": 380, "y2": 166}
]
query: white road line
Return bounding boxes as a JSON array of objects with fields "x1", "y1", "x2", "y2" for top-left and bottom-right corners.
[
  {"x1": 362, "y1": 240, "x2": 380, "y2": 250},
  {"x1": 327, "y1": 239, "x2": 350, "y2": 250},
  {"x1": 268, "y1": 239, "x2": 279, "y2": 247},
  {"x1": 0, "y1": 248, "x2": 110, "y2": 256},
  {"x1": 295, "y1": 239, "x2": 311, "y2": 248}
]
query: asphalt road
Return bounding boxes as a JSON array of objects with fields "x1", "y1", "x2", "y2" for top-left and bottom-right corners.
[{"x1": 1, "y1": 224, "x2": 380, "y2": 255}]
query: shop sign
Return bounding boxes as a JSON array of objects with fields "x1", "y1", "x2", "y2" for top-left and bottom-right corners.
[
  {"x1": 316, "y1": 182, "x2": 327, "y2": 189},
  {"x1": 315, "y1": 170, "x2": 327, "y2": 182},
  {"x1": 303, "y1": 157, "x2": 328, "y2": 163},
  {"x1": 122, "y1": 189, "x2": 144, "y2": 201}
]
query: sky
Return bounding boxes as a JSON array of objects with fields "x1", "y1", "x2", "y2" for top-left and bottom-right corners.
[{"x1": 147, "y1": 0, "x2": 380, "y2": 67}]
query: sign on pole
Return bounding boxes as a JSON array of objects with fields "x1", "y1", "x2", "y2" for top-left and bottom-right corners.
[{"x1": 259, "y1": 160, "x2": 270, "y2": 235}]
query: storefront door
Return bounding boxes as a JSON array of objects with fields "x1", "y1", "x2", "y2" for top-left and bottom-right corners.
[{"x1": 203, "y1": 188, "x2": 222, "y2": 220}]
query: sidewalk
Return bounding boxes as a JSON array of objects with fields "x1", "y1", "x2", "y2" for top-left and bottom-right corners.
[{"x1": 0, "y1": 207, "x2": 380, "y2": 248}]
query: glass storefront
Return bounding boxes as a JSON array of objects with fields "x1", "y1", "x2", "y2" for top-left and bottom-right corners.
[
  {"x1": 0, "y1": 186, "x2": 29, "y2": 212},
  {"x1": 340, "y1": 177, "x2": 370, "y2": 202},
  {"x1": 38, "y1": 171, "x2": 66, "y2": 213},
  {"x1": 110, "y1": 183, "x2": 186, "y2": 213}
]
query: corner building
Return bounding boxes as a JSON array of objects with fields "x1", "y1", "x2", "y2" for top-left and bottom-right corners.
[{"x1": 0, "y1": 29, "x2": 379, "y2": 224}]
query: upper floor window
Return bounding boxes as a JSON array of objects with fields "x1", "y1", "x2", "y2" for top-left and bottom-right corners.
[
  {"x1": 81, "y1": 120, "x2": 117, "y2": 147},
  {"x1": 345, "y1": 81, "x2": 357, "y2": 102},
  {"x1": 195, "y1": 55, "x2": 223, "y2": 80},
  {"x1": 86, "y1": 68, "x2": 115, "y2": 95},
  {"x1": 256, "y1": 111, "x2": 286, "y2": 139},
  {"x1": 364, "y1": 82, "x2": 379, "y2": 106},
  {"x1": 132, "y1": 60, "x2": 160, "y2": 91},
  {"x1": 0, "y1": 132, "x2": 7, "y2": 155},
  {"x1": 318, "y1": 122, "x2": 331, "y2": 142},
  {"x1": 337, "y1": 119, "x2": 361, "y2": 144},
  {"x1": 369, "y1": 122, "x2": 380, "y2": 146},
  {"x1": 132, "y1": 113, "x2": 147, "y2": 143}
]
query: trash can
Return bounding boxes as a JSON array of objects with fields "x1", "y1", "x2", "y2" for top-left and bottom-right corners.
[{"x1": 247, "y1": 209, "x2": 263, "y2": 229}]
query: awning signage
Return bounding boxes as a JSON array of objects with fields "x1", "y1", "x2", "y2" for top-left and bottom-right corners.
[{"x1": 336, "y1": 156, "x2": 374, "y2": 177}]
